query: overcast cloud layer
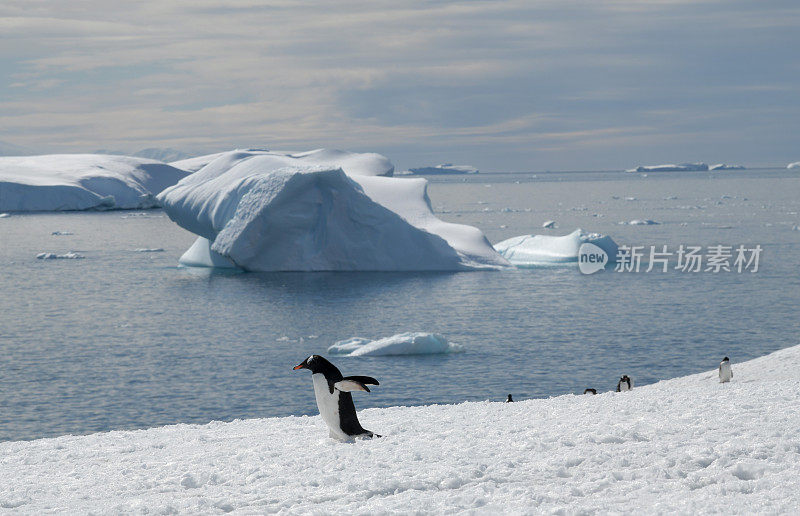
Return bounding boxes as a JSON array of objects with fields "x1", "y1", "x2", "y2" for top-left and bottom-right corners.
[{"x1": 1, "y1": 0, "x2": 798, "y2": 171}]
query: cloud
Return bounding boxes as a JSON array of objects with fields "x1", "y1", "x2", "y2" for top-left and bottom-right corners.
[{"x1": 0, "y1": 0, "x2": 798, "y2": 170}]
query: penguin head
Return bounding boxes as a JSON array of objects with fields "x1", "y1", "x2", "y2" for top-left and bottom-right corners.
[
  {"x1": 293, "y1": 355, "x2": 338, "y2": 375},
  {"x1": 722, "y1": 356, "x2": 729, "y2": 362}
]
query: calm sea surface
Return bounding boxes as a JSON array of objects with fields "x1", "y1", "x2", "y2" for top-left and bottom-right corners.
[{"x1": 1, "y1": 168, "x2": 798, "y2": 441}]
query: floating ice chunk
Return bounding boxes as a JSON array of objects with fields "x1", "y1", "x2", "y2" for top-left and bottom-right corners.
[
  {"x1": 627, "y1": 163, "x2": 708, "y2": 172},
  {"x1": 786, "y1": 162, "x2": 799, "y2": 169},
  {"x1": 0, "y1": 154, "x2": 188, "y2": 212},
  {"x1": 710, "y1": 164, "x2": 745, "y2": 170},
  {"x1": 178, "y1": 237, "x2": 238, "y2": 269},
  {"x1": 51, "y1": 231, "x2": 73, "y2": 236},
  {"x1": 36, "y1": 252, "x2": 84, "y2": 260},
  {"x1": 627, "y1": 219, "x2": 660, "y2": 225},
  {"x1": 327, "y1": 332, "x2": 461, "y2": 357},
  {"x1": 133, "y1": 248, "x2": 165, "y2": 253},
  {"x1": 0, "y1": 212, "x2": 9, "y2": 218},
  {"x1": 404, "y1": 164, "x2": 478, "y2": 175},
  {"x1": 542, "y1": 220, "x2": 556, "y2": 229},
  {"x1": 625, "y1": 197, "x2": 637, "y2": 201},
  {"x1": 663, "y1": 196, "x2": 678, "y2": 200},
  {"x1": 494, "y1": 229, "x2": 618, "y2": 266},
  {"x1": 159, "y1": 152, "x2": 508, "y2": 272}
]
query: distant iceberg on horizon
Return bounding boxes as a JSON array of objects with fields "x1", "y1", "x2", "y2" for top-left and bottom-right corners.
[
  {"x1": 401, "y1": 163, "x2": 478, "y2": 175},
  {"x1": 710, "y1": 163, "x2": 745, "y2": 170},
  {"x1": 157, "y1": 149, "x2": 508, "y2": 272},
  {"x1": 0, "y1": 154, "x2": 188, "y2": 212},
  {"x1": 627, "y1": 163, "x2": 708, "y2": 172}
]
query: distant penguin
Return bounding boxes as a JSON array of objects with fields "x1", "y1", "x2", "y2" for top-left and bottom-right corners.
[
  {"x1": 616, "y1": 375, "x2": 632, "y2": 392},
  {"x1": 293, "y1": 355, "x2": 380, "y2": 441},
  {"x1": 584, "y1": 388, "x2": 597, "y2": 395},
  {"x1": 719, "y1": 356, "x2": 733, "y2": 383},
  {"x1": 506, "y1": 394, "x2": 514, "y2": 403}
]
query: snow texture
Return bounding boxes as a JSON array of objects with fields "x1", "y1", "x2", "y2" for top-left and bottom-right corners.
[
  {"x1": 170, "y1": 148, "x2": 394, "y2": 177},
  {"x1": 404, "y1": 163, "x2": 478, "y2": 175},
  {"x1": 327, "y1": 332, "x2": 461, "y2": 357},
  {"x1": 0, "y1": 154, "x2": 188, "y2": 212},
  {"x1": 159, "y1": 150, "x2": 507, "y2": 271},
  {"x1": 2, "y1": 345, "x2": 800, "y2": 514},
  {"x1": 494, "y1": 229, "x2": 618, "y2": 266},
  {"x1": 628, "y1": 163, "x2": 709, "y2": 172}
]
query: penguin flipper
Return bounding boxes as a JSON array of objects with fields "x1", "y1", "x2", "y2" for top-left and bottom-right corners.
[{"x1": 335, "y1": 377, "x2": 378, "y2": 393}]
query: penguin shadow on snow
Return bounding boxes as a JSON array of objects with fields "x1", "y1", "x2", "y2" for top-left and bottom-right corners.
[{"x1": 294, "y1": 355, "x2": 381, "y2": 442}]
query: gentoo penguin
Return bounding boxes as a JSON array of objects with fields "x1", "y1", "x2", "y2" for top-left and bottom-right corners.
[
  {"x1": 293, "y1": 355, "x2": 380, "y2": 441},
  {"x1": 616, "y1": 375, "x2": 632, "y2": 392},
  {"x1": 584, "y1": 388, "x2": 597, "y2": 395},
  {"x1": 505, "y1": 394, "x2": 514, "y2": 403},
  {"x1": 719, "y1": 356, "x2": 733, "y2": 383}
]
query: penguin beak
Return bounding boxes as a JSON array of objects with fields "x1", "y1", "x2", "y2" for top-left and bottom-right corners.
[{"x1": 293, "y1": 362, "x2": 307, "y2": 370}]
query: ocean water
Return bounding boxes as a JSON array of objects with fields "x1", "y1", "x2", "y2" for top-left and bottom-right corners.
[{"x1": 1, "y1": 168, "x2": 798, "y2": 442}]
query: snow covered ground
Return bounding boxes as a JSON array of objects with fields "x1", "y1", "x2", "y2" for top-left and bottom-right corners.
[{"x1": 3, "y1": 344, "x2": 799, "y2": 514}]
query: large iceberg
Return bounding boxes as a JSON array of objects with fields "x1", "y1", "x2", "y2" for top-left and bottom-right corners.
[
  {"x1": 157, "y1": 150, "x2": 508, "y2": 271},
  {"x1": 171, "y1": 148, "x2": 394, "y2": 177},
  {"x1": 494, "y1": 229, "x2": 618, "y2": 266},
  {"x1": 627, "y1": 163, "x2": 708, "y2": 172},
  {"x1": 402, "y1": 163, "x2": 478, "y2": 175},
  {"x1": 0, "y1": 154, "x2": 188, "y2": 212},
  {"x1": 327, "y1": 332, "x2": 461, "y2": 356}
]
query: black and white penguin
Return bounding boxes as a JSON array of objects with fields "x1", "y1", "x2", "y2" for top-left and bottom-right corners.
[
  {"x1": 584, "y1": 388, "x2": 597, "y2": 395},
  {"x1": 505, "y1": 394, "x2": 514, "y2": 403},
  {"x1": 293, "y1": 355, "x2": 380, "y2": 441},
  {"x1": 616, "y1": 375, "x2": 632, "y2": 392},
  {"x1": 719, "y1": 356, "x2": 733, "y2": 383}
]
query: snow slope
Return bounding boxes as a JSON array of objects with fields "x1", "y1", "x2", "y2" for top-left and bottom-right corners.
[
  {"x1": 159, "y1": 150, "x2": 507, "y2": 271},
  {"x1": 2, "y1": 345, "x2": 799, "y2": 513},
  {"x1": 0, "y1": 154, "x2": 188, "y2": 212},
  {"x1": 494, "y1": 229, "x2": 618, "y2": 266}
]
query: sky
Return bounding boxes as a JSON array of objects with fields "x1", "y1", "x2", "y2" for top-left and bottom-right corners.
[{"x1": 1, "y1": 0, "x2": 798, "y2": 172}]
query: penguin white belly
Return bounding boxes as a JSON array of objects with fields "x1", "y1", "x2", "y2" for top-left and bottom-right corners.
[
  {"x1": 311, "y1": 373, "x2": 350, "y2": 441},
  {"x1": 719, "y1": 362, "x2": 732, "y2": 383}
]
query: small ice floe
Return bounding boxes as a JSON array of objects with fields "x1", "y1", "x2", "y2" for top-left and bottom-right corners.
[
  {"x1": 36, "y1": 252, "x2": 84, "y2": 260},
  {"x1": 51, "y1": 231, "x2": 73, "y2": 236},
  {"x1": 542, "y1": 220, "x2": 556, "y2": 229},
  {"x1": 500, "y1": 225, "x2": 507, "y2": 229},
  {"x1": 626, "y1": 219, "x2": 660, "y2": 225},
  {"x1": 627, "y1": 163, "x2": 708, "y2": 172},
  {"x1": 328, "y1": 332, "x2": 461, "y2": 357},
  {"x1": 792, "y1": 225, "x2": 799, "y2": 232},
  {"x1": 625, "y1": 197, "x2": 637, "y2": 201},
  {"x1": 788, "y1": 161, "x2": 800, "y2": 169},
  {"x1": 276, "y1": 336, "x2": 291, "y2": 342},
  {"x1": 611, "y1": 195, "x2": 620, "y2": 200},
  {"x1": 121, "y1": 212, "x2": 163, "y2": 219},
  {"x1": 571, "y1": 206, "x2": 588, "y2": 211},
  {"x1": 663, "y1": 196, "x2": 678, "y2": 200},
  {"x1": 0, "y1": 213, "x2": 10, "y2": 218},
  {"x1": 494, "y1": 229, "x2": 618, "y2": 266},
  {"x1": 134, "y1": 248, "x2": 165, "y2": 253},
  {"x1": 307, "y1": 335, "x2": 319, "y2": 339}
]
